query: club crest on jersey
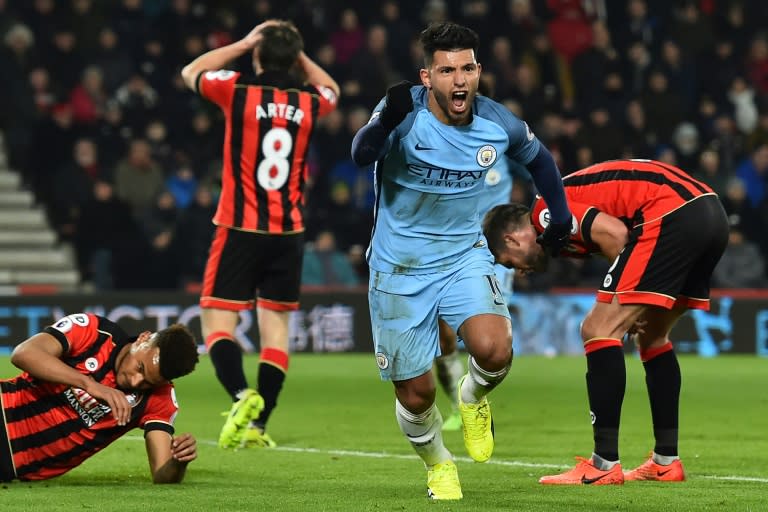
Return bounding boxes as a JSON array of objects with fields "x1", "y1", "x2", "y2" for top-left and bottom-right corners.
[
  {"x1": 375, "y1": 352, "x2": 389, "y2": 370},
  {"x1": 85, "y1": 357, "x2": 99, "y2": 371},
  {"x1": 476, "y1": 145, "x2": 497, "y2": 168}
]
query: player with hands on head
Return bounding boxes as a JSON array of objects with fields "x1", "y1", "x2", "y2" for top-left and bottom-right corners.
[
  {"x1": 0, "y1": 313, "x2": 199, "y2": 482},
  {"x1": 351, "y1": 21, "x2": 572, "y2": 500},
  {"x1": 483, "y1": 158, "x2": 729, "y2": 485},
  {"x1": 181, "y1": 19, "x2": 340, "y2": 450}
]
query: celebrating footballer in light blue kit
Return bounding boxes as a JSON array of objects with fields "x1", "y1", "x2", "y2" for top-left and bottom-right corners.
[
  {"x1": 364, "y1": 91, "x2": 530, "y2": 275},
  {"x1": 351, "y1": 22, "x2": 572, "y2": 500}
]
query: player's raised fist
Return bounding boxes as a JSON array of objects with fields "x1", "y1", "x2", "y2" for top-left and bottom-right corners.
[{"x1": 380, "y1": 81, "x2": 414, "y2": 131}]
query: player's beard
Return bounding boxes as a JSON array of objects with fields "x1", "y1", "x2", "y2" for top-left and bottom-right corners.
[
  {"x1": 530, "y1": 249, "x2": 549, "y2": 272},
  {"x1": 432, "y1": 87, "x2": 475, "y2": 125}
]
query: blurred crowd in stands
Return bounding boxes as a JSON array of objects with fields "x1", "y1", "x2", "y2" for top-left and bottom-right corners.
[{"x1": 1, "y1": 0, "x2": 768, "y2": 291}]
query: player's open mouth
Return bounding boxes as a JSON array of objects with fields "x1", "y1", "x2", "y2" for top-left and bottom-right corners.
[{"x1": 452, "y1": 91, "x2": 468, "y2": 110}]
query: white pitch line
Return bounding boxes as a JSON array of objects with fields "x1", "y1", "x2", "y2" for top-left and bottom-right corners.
[
  {"x1": 700, "y1": 475, "x2": 768, "y2": 483},
  {"x1": 273, "y1": 445, "x2": 563, "y2": 469},
  {"x1": 123, "y1": 436, "x2": 768, "y2": 483},
  {"x1": 124, "y1": 435, "x2": 560, "y2": 469}
]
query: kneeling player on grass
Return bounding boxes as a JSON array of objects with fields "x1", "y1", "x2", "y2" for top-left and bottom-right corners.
[
  {"x1": 483, "y1": 159, "x2": 728, "y2": 485},
  {"x1": 0, "y1": 313, "x2": 199, "y2": 482}
]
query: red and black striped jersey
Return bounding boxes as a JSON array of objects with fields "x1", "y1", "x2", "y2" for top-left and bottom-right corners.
[
  {"x1": 531, "y1": 159, "x2": 716, "y2": 255},
  {"x1": 198, "y1": 69, "x2": 338, "y2": 233},
  {"x1": 0, "y1": 313, "x2": 178, "y2": 481}
]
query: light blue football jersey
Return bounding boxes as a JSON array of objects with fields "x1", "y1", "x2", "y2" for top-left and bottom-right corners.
[
  {"x1": 367, "y1": 86, "x2": 540, "y2": 274},
  {"x1": 480, "y1": 155, "x2": 513, "y2": 218}
]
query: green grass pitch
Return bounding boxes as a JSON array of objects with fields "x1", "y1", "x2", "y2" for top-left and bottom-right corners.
[{"x1": 1, "y1": 354, "x2": 765, "y2": 511}]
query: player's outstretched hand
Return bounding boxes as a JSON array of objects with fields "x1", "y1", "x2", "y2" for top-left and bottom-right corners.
[
  {"x1": 536, "y1": 217, "x2": 574, "y2": 257},
  {"x1": 379, "y1": 81, "x2": 414, "y2": 131}
]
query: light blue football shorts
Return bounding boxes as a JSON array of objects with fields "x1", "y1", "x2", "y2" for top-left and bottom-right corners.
[
  {"x1": 368, "y1": 247, "x2": 511, "y2": 381},
  {"x1": 494, "y1": 263, "x2": 515, "y2": 302}
]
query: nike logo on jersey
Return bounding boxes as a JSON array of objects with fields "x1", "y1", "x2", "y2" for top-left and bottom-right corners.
[{"x1": 415, "y1": 142, "x2": 436, "y2": 151}]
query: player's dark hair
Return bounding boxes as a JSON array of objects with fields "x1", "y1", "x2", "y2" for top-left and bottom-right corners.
[
  {"x1": 154, "y1": 324, "x2": 199, "y2": 381},
  {"x1": 482, "y1": 203, "x2": 531, "y2": 256},
  {"x1": 419, "y1": 22, "x2": 479, "y2": 67},
  {"x1": 257, "y1": 21, "x2": 303, "y2": 72}
]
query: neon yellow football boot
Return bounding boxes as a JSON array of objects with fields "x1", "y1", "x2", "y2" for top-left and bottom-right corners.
[
  {"x1": 427, "y1": 460, "x2": 463, "y2": 500},
  {"x1": 457, "y1": 375, "x2": 494, "y2": 462},
  {"x1": 242, "y1": 426, "x2": 277, "y2": 448},
  {"x1": 218, "y1": 389, "x2": 265, "y2": 449}
]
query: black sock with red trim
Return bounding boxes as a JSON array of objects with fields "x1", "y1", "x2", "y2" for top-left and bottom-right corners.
[
  {"x1": 253, "y1": 348, "x2": 289, "y2": 430},
  {"x1": 208, "y1": 339, "x2": 249, "y2": 401},
  {"x1": 585, "y1": 345, "x2": 626, "y2": 462},
  {"x1": 643, "y1": 348, "x2": 681, "y2": 457}
]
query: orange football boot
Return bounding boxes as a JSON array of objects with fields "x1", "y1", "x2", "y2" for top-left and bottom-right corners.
[
  {"x1": 624, "y1": 456, "x2": 686, "y2": 482},
  {"x1": 539, "y1": 456, "x2": 624, "y2": 485}
]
